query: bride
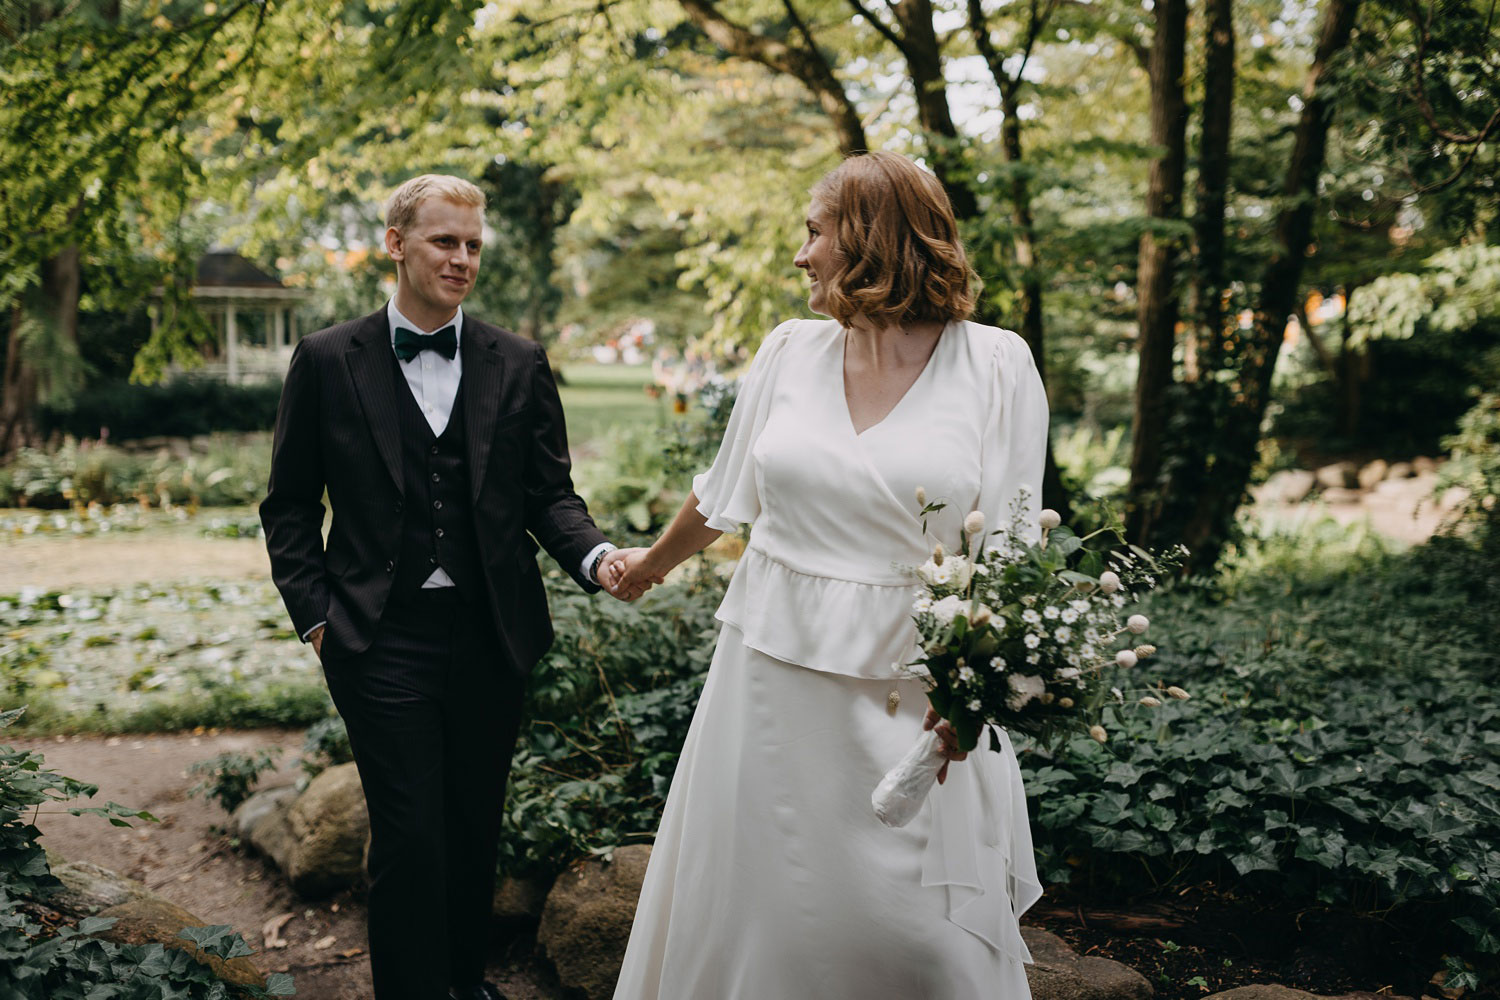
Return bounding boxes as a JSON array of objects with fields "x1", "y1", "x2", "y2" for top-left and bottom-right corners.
[{"x1": 608, "y1": 150, "x2": 1048, "y2": 999}]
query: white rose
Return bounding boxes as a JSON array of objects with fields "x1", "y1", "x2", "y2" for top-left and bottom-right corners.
[
  {"x1": 1005, "y1": 673, "x2": 1046, "y2": 710},
  {"x1": 930, "y1": 595, "x2": 967, "y2": 626}
]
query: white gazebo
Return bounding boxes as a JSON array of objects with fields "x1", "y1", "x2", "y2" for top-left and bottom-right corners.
[{"x1": 153, "y1": 251, "x2": 314, "y2": 383}]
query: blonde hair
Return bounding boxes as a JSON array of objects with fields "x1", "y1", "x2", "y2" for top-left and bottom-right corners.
[
  {"x1": 809, "y1": 151, "x2": 976, "y2": 329},
  {"x1": 384, "y1": 174, "x2": 486, "y2": 232}
]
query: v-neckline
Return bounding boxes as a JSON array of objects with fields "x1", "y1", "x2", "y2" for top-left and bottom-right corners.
[{"x1": 841, "y1": 322, "x2": 949, "y2": 438}]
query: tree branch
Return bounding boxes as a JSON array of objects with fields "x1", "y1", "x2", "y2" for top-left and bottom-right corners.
[{"x1": 846, "y1": 0, "x2": 908, "y2": 56}]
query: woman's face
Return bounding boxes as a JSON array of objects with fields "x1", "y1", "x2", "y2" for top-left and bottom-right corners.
[{"x1": 794, "y1": 200, "x2": 837, "y2": 317}]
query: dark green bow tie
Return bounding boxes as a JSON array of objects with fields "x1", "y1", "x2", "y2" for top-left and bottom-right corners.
[{"x1": 393, "y1": 325, "x2": 457, "y2": 362}]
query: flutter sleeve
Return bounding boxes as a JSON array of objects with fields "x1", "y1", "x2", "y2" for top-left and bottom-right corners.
[
  {"x1": 691, "y1": 320, "x2": 799, "y2": 532},
  {"x1": 977, "y1": 329, "x2": 1050, "y2": 542}
]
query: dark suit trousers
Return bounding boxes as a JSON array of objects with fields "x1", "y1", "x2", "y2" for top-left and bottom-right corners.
[{"x1": 321, "y1": 588, "x2": 524, "y2": 1000}]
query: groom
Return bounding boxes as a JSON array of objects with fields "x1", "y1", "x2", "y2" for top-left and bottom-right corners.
[{"x1": 261, "y1": 174, "x2": 644, "y2": 1000}]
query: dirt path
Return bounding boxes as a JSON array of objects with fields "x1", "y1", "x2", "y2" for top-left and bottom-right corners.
[
  {"x1": 0, "y1": 535, "x2": 271, "y2": 592},
  {"x1": 15, "y1": 729, "x2": 564, "y2": 1000}
]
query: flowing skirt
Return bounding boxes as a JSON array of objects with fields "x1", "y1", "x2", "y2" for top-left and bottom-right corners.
[{"x1": 614, "y1": 623, "x2": 1037, "y2": 1000}]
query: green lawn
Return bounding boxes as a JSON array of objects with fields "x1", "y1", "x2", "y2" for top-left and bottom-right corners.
[{"x1": 557, "y1": 364, "x2": 665, "y2": 451}]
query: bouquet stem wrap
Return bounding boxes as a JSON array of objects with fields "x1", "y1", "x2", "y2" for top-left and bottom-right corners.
[{"x1": 871, "y1": 728, "x2": 947, "y2": 828}]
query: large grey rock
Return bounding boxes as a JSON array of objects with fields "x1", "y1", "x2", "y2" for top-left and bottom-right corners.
[
  {"x1": 95, "y1": 897, "x2": 265, "y2": 988},
  {"x1": 538, "y1": 845, "x2": 652, "y2": 1000},
  {"x1": 1203, "y1": 987, "x2": 1410, "y2": 1000},
  {"x1": 232, "y1": 783, "x2": 301, "y2": 874},
  {"x1": 1023, "y1": 927, "x2": 1153, "y2": 1000},
  {"x1": 494, "y1": 874, "x2": 550, "y2": 926},
  {"x1": 49, "y1": 859, "x2": 152, "y2": 915},
  {"x1": 283, "y1": 762, "x2": 369, "y2": 896},
  {"x1": 1315, "y1": 462, "x2": 1359, "y2": 490},
  {"x1": 1261, "y1": 470, "x2": 1317, "y2": 504},
  {"x1": 1357, "y1": 460, "x2": 1389, "y2": 490}
]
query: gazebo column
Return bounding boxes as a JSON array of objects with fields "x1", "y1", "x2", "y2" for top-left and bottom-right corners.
[
  {"x1": 226, "y1": 304, "x2": 239, "y2": 383},
  {"x1": 273, "y1": 307, "x2": 286, "y2": 349}
]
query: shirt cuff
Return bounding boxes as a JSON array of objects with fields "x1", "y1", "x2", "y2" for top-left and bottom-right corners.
[
  {"x1": 581, "y1": 542, "x2": 617, "y2": 584},
  {"x1": 301, "y1": 621, "x2": 327, "y2": 643}
]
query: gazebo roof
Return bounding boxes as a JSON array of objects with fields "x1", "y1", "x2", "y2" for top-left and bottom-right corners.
[
  {"x1": 188, "y1": 251, "x2": 312, "y2": 303},
  {"x1": 196, "y1": 251, "x2": 285, "y2": 288}
]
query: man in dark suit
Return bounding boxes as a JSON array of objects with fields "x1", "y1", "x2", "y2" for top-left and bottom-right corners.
[{"x1": 260, "y1": 174, "x2": 649, "y2": 1000}]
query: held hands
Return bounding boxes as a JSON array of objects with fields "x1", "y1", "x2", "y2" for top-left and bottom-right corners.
[
  {"x1": 923, "y1": 706, "x2": 968, "y2": 785},
  {"x1": 599, "y1": 548, "x2": 665, "y2": 602}
]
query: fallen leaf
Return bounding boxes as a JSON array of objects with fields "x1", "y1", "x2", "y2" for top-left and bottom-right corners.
[
  {"x1": 338, "y1": 948, "x2": 365, "y2": 959},
  {"x1": 262, "y1": 912, "x2": 294, "y2": 950}
]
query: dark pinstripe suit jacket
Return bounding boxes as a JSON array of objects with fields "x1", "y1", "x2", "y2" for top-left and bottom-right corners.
[{"x1": 259, "y1": 308, "x2": 608, "y2": 675}]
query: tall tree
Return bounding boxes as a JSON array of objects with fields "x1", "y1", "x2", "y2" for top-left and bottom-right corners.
[{"x1": 1124, "y1": 0, "x2": 1189, "y2": 541}]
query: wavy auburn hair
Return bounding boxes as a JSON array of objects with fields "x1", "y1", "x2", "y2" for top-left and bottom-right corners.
[{"x1": 810, "y1": 151, "x2": 976, "y2": 329}]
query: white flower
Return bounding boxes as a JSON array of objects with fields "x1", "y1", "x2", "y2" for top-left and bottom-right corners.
[
  {"x1": 1110, "y1": 686, "x2": 1123, "y2": 701},
  {"x1": 973, "y1": 564, "x2": 989, "y2": 576},
  {"x1": 989, "y1": 656, "x2": 1007, "y2": 671},
  {"x1": 912, "y1": 595, "x2": 934, "y2": 614},
  {"x1": 1080, "y1": 644, "x2": 1096, "y2": 660},
  {"x1": 964, "y1": 510, "x2": 986, "y2": 536},
  {"x1": 1099, "y1": 571, "x2": 1121, "y2": 594},
  {"x1": 1023, "y1": 633, "x2": 1041, "y2": 649},
  {"x1": 1038, "y1": 509, "x2": 1062, "y2": 530},
  {"x1": 1054, "y1": 626, "x2": 1072, "y2": 643},
  {"x1": 1026, "y1": 652, "x2": 1041, "y2": 664},
  {"x1": 1043, "y1": 605, "x2": 1060, "y2": 620},
  {"x1": 931, "y1": 595, "x2": 967, "y2": 626},
  {"x1": 958, "y1": 665, "x2": 976, "y2": 683},
  {"x1": 1070, "y1": 600, "x2": 1091, "y2": 614},
  {"x1": 1111, "y1": 594, "x2": 1126, "y2": 608},
  {"x1": 968, "y1": 698, "x2": 982, "y2": 712},
  {"x1": 1006, "y1": 673, "x2": 1046, "y2": 710},
  {"x1": 1060, "y1": 607, "x2": 1079, "y2": 624},
  {"x1": 1127, "y1": 614, "x2": 1150, "y2": 634},
  {"x1": 917, "y1": 554, "x2": 972, "y2": 590},
  {"x1": 970, "y1": 604, "x2": 995, "y2": 627},
  {"x1": 1058, "y1": 667, "x2": 1081, "y2": 680},
  {"x1": 1022, "y1": 609, "x2": 1042, "y2": 626},
  {"x1": 1115, "y1": 649, "x2": 1138, "y2": 668}
]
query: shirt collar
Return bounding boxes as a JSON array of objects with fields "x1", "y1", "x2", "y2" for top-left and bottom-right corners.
[{"x1": 387, "y1": 299, "x2": 464, "y2": 351}]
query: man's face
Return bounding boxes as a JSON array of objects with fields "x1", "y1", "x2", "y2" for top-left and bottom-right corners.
[{"x1": 386, "y1": 198, "x2": 484, "y2": 320}]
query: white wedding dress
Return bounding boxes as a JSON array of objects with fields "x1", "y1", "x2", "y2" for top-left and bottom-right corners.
[{"x1": 613, "y1": 318, "x2": 1049, "y2": 999}]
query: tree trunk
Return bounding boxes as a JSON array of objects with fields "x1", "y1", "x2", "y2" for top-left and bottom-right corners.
[
  {"x1": 1125, "y1": 0, "x2": 1189, "y2": 542},
  {"x1": 1180, "y1": 0, "x2": 1364, "y2": 570},
  {"x1": 889, "y1": 0, "x2": 979, "y2": 219},
  {"x1": 1191, "y1": 0, "x2": 1235, "y2": 378},
  {"x1": 1, "y1": 303, "x2": 37, "y2": 454}
]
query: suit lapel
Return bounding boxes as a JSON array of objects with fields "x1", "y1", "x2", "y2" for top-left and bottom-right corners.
[
  {"x1": 344, "y1": 310, "x2": 404, "y2": 494},
  {"x1": 461, "y1": 322, "x2": 505, "y2": 502}
]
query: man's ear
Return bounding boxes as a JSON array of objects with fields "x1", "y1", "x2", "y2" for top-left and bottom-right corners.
[{"x1": 384, "y1": 225, "x2": 405, "y2": 263}]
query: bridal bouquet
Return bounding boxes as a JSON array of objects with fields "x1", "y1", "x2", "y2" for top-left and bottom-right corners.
[{"x1": 871, "y1": 491, "x2": 1190, "y2": 828}]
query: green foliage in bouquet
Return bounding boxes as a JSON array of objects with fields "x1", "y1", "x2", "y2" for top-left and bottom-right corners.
[
  {"x1": 909, "y1": 493, "x2": 1187, "y2": 753},
  {"x1": 0, "y1": 707, "x2": 294, "y2": 997}
]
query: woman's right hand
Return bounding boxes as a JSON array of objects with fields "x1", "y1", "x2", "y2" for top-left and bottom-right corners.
[{"x1": 608, "y1": 548, "x2": 667, "y2": 600}]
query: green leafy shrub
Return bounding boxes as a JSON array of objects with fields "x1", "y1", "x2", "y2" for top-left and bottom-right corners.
[
  {"x1": 299, "y1": 716, "x2": 353, "y2": 780},
  {"x1": 38, "y1": 377, "x2": 283, "y2": 441},
  {"x1": 498, "y1": 565, "x2": 724, "y2": 876},
  {"x1": 0, "y1": 435, "x2": 271, "y2": 509},
  {"x1": 0, "y1": 707, "x2": 294, "y2": 997},
  {"x1": 1439, "y1": 390, "x2": 1500, "y2": 550},
  {"x1": 188, "y1": 749, "x2": 282, "y2": 815},
  {"x1": 1021, "y1": 525, "x2": 1500, "y2": 982}
]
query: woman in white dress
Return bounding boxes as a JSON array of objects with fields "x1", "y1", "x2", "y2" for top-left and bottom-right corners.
[{"x1": 609, "y1": 151, "x2": 1048, "y2": 999}]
